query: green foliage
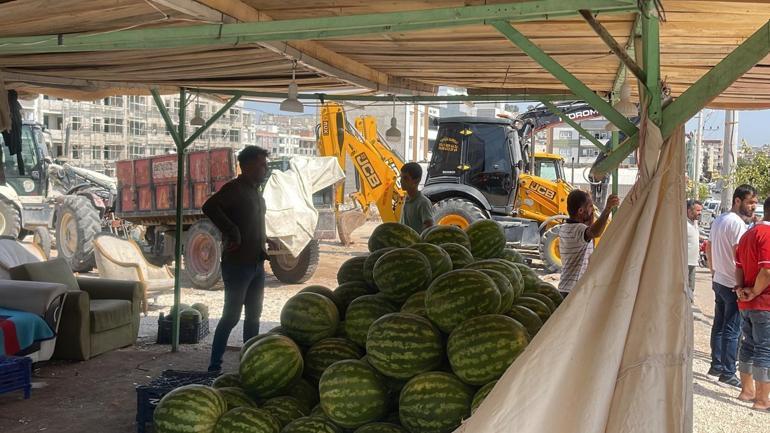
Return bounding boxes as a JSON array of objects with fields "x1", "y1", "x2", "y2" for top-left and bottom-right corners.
[
  {"x1": 698, "y1": 184, "x2": 710, "y2": 201},
  {"x1": 735, "y1": 145, "x2": 770, "y2": 198}
]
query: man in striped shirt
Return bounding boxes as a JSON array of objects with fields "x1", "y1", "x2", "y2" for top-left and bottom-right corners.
[{"x1": 558, "y1": 190, "x2": 619, "y2": 297}]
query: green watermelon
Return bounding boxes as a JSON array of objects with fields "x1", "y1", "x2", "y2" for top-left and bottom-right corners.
[
  {"x1": 366, "y1": 313, "x2": 443, "y2": 379},
  {"x1": 513, "y1": 263, "x2": 541, "y2": 291},
  {"x1": 168, "y1": 303, "x2": 190, "y2": 319},
  {"x1": 267, "y1": 326, "x2": 289, "y2": 336},
  {"x1": 261, "y1": 396, "x2": 309, "y2": 428},
  {"x1": 425, "y1": 269, "x2": 501, "y2": 333},
  {"x1": 525, "y1": 292, "x2": 557, "y2": 313},
  {"x1": 465, "y1": 219, "x2": 506, "y2": 259},
  {"x1": 153, "y1": 385, "x2": 227, "y2": 433},
  {"x1": 319, "y1": 360, "x2": 389, "y2": 428},
  {"x1": 439, "y1": 243, "x2": 475, "y2": 269},
  {"x1": 240, "y1": 335, "x2": 303, "y2": 398},
  {"x1": 373, "y1": 248, "x2": 432, "y2": 303},
  {"x1": 241, "y1": 334, "x2": 271, "y2": 360},
  {"x1": 281, "y1": 416, "x2": 342, "y2": 433},
  {"x1": 398, "y1": 372, "x2": 473, "y2": 433},
  {"x1": 190, "y1": 302, "x2": 210, "y2": 320},
  {"x1": 400, "y1": 291, "x2": 427, "y2": 317},
  {"x1": 529, "y1": 281, "x2": 564, "y2": 307},
  {"x1": 333, "y1": 281, "x2": 377, "y2": 317},
  {"x1": 471, "y1": 381, "x2": 497, "y2": 414},
  {"x1": 213, "y1": 407, "x2": 281, "y2": 433},
  {"x1": 304, "y1": 337, "x2": 364, "y2": 383},
  {"x1": 310, "y1": 404, "x2": 325, "y2": 417},
  {"x1": 498, "y1": 248, "x2": 525, "y2": 264},
  {"x1": 408, "y1": 243, "x2": 453, "y2": 279},
  {"x1": 286, "y1": 378, "x2": 319, "y2": 409},
  {"x1": 477, "y1": 269, "x2": 515, "y2": 313},
  {"x1": 515, "y1": 297, "x2": 551, "y2": 323},
  {"x1": 218, "y1": 387, "x2": 258, "y2": 411},
  {"x1": 213, "y1": 373, "x2": 241, "y2": 389},
  {"x1": 363, "y1": 247, "x2": 396, "y2": 287},
  {"x1": 368, "y1": 223, "x2": 421, "y2": 252},
  {"x1": 465, "y1": 259, "x2": 523, "y2": 299},
  {"x1": 344, "y1": 295, "x2": 398, "y2": 347},
  {"x1": 447, "y1": 314, "x2": 529, "y2": 385},
  {"x1": 180, "y1": 308, "x2": 202, "y2": 322},
  {"x1": 421, "y1": 225, "x2": 471, "y2": 250},
  {"x1": 354, "y1": 423, "x2": 407, "y2": 433},
  {"x1": 506, "y1": 305, "x2": 544, "y2": 338},
  {"x1": 338, "y1": 256, "x2": 369, "y2": 285},
  {"x1": 280, "y1": 292, "x2": 340, "y2": 346},
  {"x1": 300, "y1": 285, "x2": 345, "y2": 316}
]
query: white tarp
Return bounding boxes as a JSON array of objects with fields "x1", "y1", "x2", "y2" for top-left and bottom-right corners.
[
  {"x1": 263, "y1": 156, "x2": 345, "y2": 256},
  {"x1": 457, "y1": 120, "x2": 692, "y2": 433}
]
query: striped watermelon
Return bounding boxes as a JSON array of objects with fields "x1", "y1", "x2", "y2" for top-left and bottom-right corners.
[
  {"x1": 281, "y1": 416, "x2": 343, "y2": 433},
  {"x1": 400, "y1": 291, "x2": 427, "y2": 317},
  {"x1": 526, "y1": 292, "x2": 557, "y2": 313},
  {"x1": 465, "y1": 219, "x2": 506, "y2": 259},
  {"x1": 425, "y1": 269, "x2": 501, "y2": 333},
  {"x1": 300, "y1": 285, "x2": 345, "y2": 317},
  {"x1": 213, "y1": 407, "x2": 281, "y2": 433},
  {"x1": 344, "y1": 295, "x2": 398, "y2": 347},
  {"x1": 398, "y1": 372, "x2": 473, "y2": 433},
  {"x1": 529, "y1": 281, "x2": 564, "y2": 307},
  {"x1": 447, "y1": 314, "x2": 529, "y2": 385},
  {"x1": 217, "y1": 387, "x2": 258, "y2": 411},
  {"x1": 304, "y1": 337, "x2": 364, "y2": 383},
  {"x1": 477, "y1": 269, "x2": 515, "y2": 313},
  {"x1": 498, "y1": 248, "x2": 525, "y2": 264},
  {"x1": 439, "y1": 243, "x2": 475, "y2": 269},
  {"x1": 506, "y1": 305, "x2": 544, "y2": 338},
  {"x1": 239, "y1": 335, "x2": 303, "y2": 398},
  {"x1": 153, "y1": 385, "x2": 227, "y2": 433},
  {"x1": 310, "y1": 404, "x2": 325, "y2": 417},
  {"x1": 280, "y1": 292, "x2": 340, "y2": 346},
  {"x1": 366, "y1": 313, "x2": 443, "y2": 379},
  {"x1": 338, "y1": 256, "x2": 369, "y2": 285},
  {"x1": 261, "y1": 396, "x2": 309, "y2": 428},
  {"x1": 286, "y1": 378, "x2": 319, "y2": 409},
  {"x1": 213, "y1": 373, "x2": 241, "y2": 389},
  {"x1": 408, "y1": 243, "x2": 453, "y2": 279},
  {"x1": 373, "y1": 248, "x2": 432, "y2": 303},
  {"x1": 267, "y1": 326, "x2": 289, "y2": 336},
  {"x1": 241, "y1": 334, "x2": 271, "y2": 360},
  {"x1": 471, "y1": 381, "x2": 497, "y2": 414},
  {"x1": 354, "y1": 423, "x2": 407, "y2": 433},
  {"x1": 465, "y1": 259, "x2": 523, "y2": 298},
  {"x1": 364, "y1": 247, "x2": 396, "y2": 287},
  {"x1": 515, "y1": 297, "x2": 551, "y2": 323},
  {"x1": 319, "y1": 360, "x2": 389, "y2": 428},
  {"x1": 513, "y1": 263, "x2": 541, "y2": 291},
  {"x1": 333, "y1": 281, "x2": 377, "y2": 317},
  {"x1": 420, "y1": 225, "x2": 471, "y2": 250},
  {"x1": 368, "y1": 223, "x2": 421, "y2": 252}
]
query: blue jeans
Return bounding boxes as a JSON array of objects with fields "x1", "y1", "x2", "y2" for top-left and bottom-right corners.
[
  {"x1": 709, "y1": 282, "x2": 742, "y2": 377},
  {"x1": 209, "y1": 261, "x2": 265, "y2": 371},
  {"x1": 738, "y1": 310, "x2": 770, "y2": 382}
]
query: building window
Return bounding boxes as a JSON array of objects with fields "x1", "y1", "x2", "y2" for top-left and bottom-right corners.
[
  {"x1": 72, "y1": 146, "x2": 79, "y2": 159},
  {"x1": 130, "y1": 144, "x2": 145, "y2": 158},
  {"x1": 229, "y1": 130, "x2": 240, "y2": 143},
  {"x1": 104, "y1": 117, "x2": 124, "y2": 134},
  {"x1": 128, "y1": 95, "x2": 146, "y2": 111},
  {"x1": 229, "y1": 108, "x2": 240, "y2": 121},
  {"x1": 92, "y1": 118, "x2": 102, "y2": 133},
  {"x1": 129, "y1": 120, "x2": 145, "y2": 136},
  {"x1": 103, "y1": 96, "x2": 124, "y2": 107},
  {"x1": 558, "y1": 130, "x2": 573, "y2": 139},
  {"x1": 71, "y1": 116, "x2": 81, "y2": 131},
  {"x1": 91, "y1": 146, "x2": 102, "y2": 160}
]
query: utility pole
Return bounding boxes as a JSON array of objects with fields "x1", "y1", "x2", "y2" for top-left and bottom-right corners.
[
  {"x1": 720, "y1": 110, "x2": 739, "y2": 212},
  {"x1": 692, "y1": 110, "x2": 703, "y2": 199}
]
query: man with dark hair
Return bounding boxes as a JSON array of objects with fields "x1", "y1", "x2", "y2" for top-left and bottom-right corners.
[
  {"x1": 735, "y1": 196, "x2": 770, "y2": 410},
  {"x1": 687, "y1": 199, "x2": 703, "y2": 295},
  {"x1": 557, "y1": 190, "x2": 619, "y2": 297},
  {"x1": 707, "y1": 184, "x2": 758, "y2": 387},
  {"x1": 202, "y1": 145, "x2": 269, "y2": 372},
  {"x1": 399, "y1": 162, "x2": 433, "y2": 233}
]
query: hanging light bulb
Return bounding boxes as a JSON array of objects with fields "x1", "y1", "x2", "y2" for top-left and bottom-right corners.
[
  {"x1": 190, "y1": 91, "x2": 205, "y2": 126},
  {"x1": 280, "y1": 60, "x2": 304, "y2": 113},
  {"x1": 385, "y1": 96, "x2": 401, "y2": 141},
  {"x1": 605, "y1": 78, "x2": 638, "y2": 131}
]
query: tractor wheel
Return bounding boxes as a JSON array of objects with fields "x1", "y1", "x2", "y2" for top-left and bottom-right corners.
[
  {"x1": 0, "y1": 199, "x2": 21, "y2": 239},
  {"x1": 431, "y1": 198, "x2": 487, "y2": 229},
  {"x1": 33, "y1": 226, "x2": 52, "y2": 259},
  {"x1": 539, "y1": 225, "x2": 562, "y2": 273},
  {"x1": 55, "y1": 195, "x2": 101, "y2": 272},
  {"x1": 183, "y1": 220, "x2": 222, "y2": 290},
  {"x1": 270, "y1": 239, "x2": 319, "y2": 284}
]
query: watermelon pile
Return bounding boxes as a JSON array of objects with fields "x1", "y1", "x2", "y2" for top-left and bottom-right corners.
[{"x1": 154, "y1": 221, "x2": 563, "y2": 433}]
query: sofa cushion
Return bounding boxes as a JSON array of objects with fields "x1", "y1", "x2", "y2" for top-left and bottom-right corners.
[
  {"x1": 90, "y1": 299, "x2": 132, "y2": 333},
  {"x1": 0, "y1": 238, "x2": 42, "y2": 279},
  {"x1": 9, "y1": 258, "x2": 80, "y2": 292}
]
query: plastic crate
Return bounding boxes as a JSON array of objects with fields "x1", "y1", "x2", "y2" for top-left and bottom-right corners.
[
  {"x1": 0, "y1": 356, "x2": 32, "y2": 399},
  {"x1": 156, "y1": 316, "x2": 209, "y2": 344},
  {"x1": 136, "y1": 370, "x2": 219, "y2": 433}
]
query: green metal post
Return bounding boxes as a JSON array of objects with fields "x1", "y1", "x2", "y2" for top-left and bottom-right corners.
[
  {"x1": 611, "y1": 131, "x2": 619, "y2": 195},
  {"x1": 171, "y1": 87, "x2": 188, "y2": 352},
  {"x1": 641, "y1": 1, "x2": 661, "y2": 125},
  {"x1": 542, "y1": 100, "x2": 609, "y2": 152}
]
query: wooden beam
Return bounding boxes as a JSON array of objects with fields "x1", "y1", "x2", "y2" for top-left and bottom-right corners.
[{"x1": 579, "y1": 9, "x2": 646, "y2": 84}]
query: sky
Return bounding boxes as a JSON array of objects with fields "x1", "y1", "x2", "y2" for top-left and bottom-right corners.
[{"x1": 683, "y1": 109, "x2": 770, "y2": 146}]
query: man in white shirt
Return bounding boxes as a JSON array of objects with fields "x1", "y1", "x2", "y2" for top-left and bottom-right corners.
[
  {"x1": 687, "y1": 199, "x2": 703, "y2": 295},
  {"x1": 707, "y1": 184, "x2": 758, "y2": 387}
]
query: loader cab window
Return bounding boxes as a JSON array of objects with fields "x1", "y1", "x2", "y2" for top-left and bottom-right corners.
[
  {"x1": 428, "y1": 123, "x2": 464, "y2": 179},
  {"x1": 466, "y1": 123, "x2": 513, "y2": 206},
  {"x1": 1, "y1": 125, "x2": 38, "y2": 177},
  {"x1": 534, "y1": 158, "x2": 564, "y2": 182}
]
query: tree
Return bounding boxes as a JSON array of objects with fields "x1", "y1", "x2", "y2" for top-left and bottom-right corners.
[
  {"x1": 698, "y1": 184, "x2": 710, "y2": 201},
  {"x1": 735, "y1": 145, "x2": 770, "y2": 198}
]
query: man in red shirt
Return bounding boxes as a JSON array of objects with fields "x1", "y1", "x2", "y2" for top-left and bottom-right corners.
[{"x1": 735, "y1": 196, "x2": 770, "y2": 410}]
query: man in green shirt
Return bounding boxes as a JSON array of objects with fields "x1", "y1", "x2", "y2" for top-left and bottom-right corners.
[{"x1": 399, "y1": 162, "x2": 434, "y2": 233}]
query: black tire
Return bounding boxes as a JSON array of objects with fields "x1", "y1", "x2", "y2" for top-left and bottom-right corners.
[
  {"x1": 270, "y1": 239, "x2": 320, "y2": 284},
  {"x1": 33, "y1": 226, "x2": 52, "y2": 259},
  {"x1": 0, "y1": 199, "x2": 21, "y2": 239},
  {"x1": 55, "y1": 195, "x2": 101, "y2": 272},
  {"x1": 431, "y1": 198, "x2": 487, "y2": 229},
  {"x1": 183, "y1": 220, "x2": 222, "y2": 290},
  {"x1": 539, "y1": 225, "x2": 562, "y2": 273}
]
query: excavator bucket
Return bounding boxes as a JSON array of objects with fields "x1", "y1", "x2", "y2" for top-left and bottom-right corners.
[{"x1": 337, "y1": 209, "x2": 366, "y2": 245}]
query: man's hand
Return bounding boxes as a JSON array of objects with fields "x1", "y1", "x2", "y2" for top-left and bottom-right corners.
[
  {"x1": 737, "y1": 287, "x2": 758, "y2": 302},
  {"x1": 604, "y1": 194, "x2": 620, "y2": 213}
]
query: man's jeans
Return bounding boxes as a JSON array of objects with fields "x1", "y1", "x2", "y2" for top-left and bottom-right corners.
[
  {"x1": 209, "y1": 261, "x2": 265, "y2": 371},
  {"x1": 709, "y1": 282, "x2": 742, "y2": 378},
  {"x1": 738, "y1": 310, "x2": 770, "y2": 383}
]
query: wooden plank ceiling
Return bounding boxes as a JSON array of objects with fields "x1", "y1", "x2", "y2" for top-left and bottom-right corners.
[{"x1": 1, "y1": 1, "x2": 770, "y2": 108}]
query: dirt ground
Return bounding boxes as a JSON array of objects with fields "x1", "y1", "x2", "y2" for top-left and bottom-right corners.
[{"x1": 1, "y1": 223, "x2": 767, "y2": 432}]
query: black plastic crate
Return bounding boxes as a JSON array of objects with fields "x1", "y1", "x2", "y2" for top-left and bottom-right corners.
[
  {"x1": 156, "y1": 316, "x2": 209, "y2": 344},
  {"x1": 0, "y1": 356, "x2": 32, "y2": 399},
  {"x1": 136, "y1": 369, "x2": 219, "y2": 433}
]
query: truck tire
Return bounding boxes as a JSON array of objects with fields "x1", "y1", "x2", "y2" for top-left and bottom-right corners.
[
  {"x1": 270, "y1": 239, "x2": 319, "y2": 284},
  {"x1": 432, "y1": 198, "x2": 487, "y2": 229},
  {"x1": 183, "y1": 220, "x2": 222, "y2": 290},
  {"x1": 539, "y1": 225, "x2": 562, "y2": 273},
  {"x1": 33, "y1": 226, "x2": 52, "y2": 259},
  {"x1": 0, "y1": 199, "x2": 21, "y2": 239},
  {"x1": 56, "y1": 195, "x2": 101, "y2": 272}
]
